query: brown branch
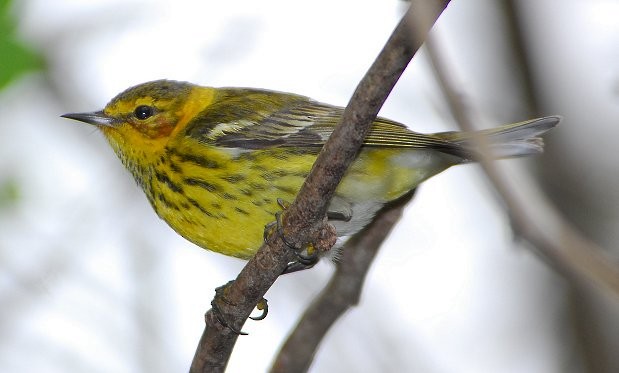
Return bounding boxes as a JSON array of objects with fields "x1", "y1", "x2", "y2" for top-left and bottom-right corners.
[
  {"x1": 190, "y1": 1, "x2": 452, "y2": 372},
  {"x1": 271, "y1": 191, "x2": 415, "y2": 373},
  {"x1": 423, "y1": 35, "x2": 619, "y2": 297}
]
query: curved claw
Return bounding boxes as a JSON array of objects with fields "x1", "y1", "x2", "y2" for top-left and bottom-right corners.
[
  {"x1": 276, "y1": 198, "x2": 291, "y2": 210},
  {"x1": 283, "y1": 259, "x2": 318, "y2": 274},
  {"x1": 249, "y1": 298, "x2": 269, "y2": 321},
  {"x1": 281, "y1": 241, "x2": 319, "y2": 274},
  {"x1": 211, "y1": 302, "x2": 248, "y2": 335},
  {"x1": 296, "y1": 243, "x2": 318, "y2": 264},
  {"x1": 263, "y1": 220, "x2": 276, "y2": 242},
  {"x1": 263, "y1": 198, "x2": 328, "y2": 275},
  {"x1": 211, "y1": 281, "x2": 248, "y2": 335},
  {"x1": 264, "y1": 210, "x2": 300, "y2": 250}
]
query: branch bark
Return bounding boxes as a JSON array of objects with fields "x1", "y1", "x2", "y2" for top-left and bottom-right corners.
[
  {"x1": 190, "y1": 1, "x2": 452, "y2": 371},
  {"x1": 271, "y1": 192, "x2": 415, "y2": 373}
]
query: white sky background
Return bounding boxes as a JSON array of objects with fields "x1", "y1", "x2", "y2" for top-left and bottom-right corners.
[{"x1": 1, "y1": 0, "x2": 618, "y2": 372}]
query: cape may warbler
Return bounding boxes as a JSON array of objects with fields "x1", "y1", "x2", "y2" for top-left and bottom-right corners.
[{"x1": 62, "y1": 80, "x2": 559, "y2": 260}]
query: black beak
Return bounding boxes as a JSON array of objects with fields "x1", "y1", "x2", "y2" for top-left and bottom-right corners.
[{"x1": 61, "y1": 111, "x2": 115, "y2": 126}]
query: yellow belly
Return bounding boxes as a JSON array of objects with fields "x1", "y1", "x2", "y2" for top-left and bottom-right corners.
[{"x1": 148, "y1": 143, "x2": 453, "y2": 259}]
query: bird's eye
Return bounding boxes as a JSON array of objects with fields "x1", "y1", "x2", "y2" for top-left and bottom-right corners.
[{"x1": 134, "y1": 105, "x2": 154, "y2": 120}]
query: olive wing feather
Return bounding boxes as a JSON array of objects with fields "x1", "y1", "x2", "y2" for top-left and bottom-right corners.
[{"x1": 182, "y1": 88, "x2": 466, "y2": 156}]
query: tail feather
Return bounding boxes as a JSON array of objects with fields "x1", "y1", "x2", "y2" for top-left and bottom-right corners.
[{"x1": 435, "y1": 116, "x2": 561, "y2": 160}]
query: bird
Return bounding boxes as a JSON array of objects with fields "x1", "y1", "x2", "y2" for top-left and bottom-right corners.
[{"x1": 62, "y1": 79, "x2": 560, "y2": 263}]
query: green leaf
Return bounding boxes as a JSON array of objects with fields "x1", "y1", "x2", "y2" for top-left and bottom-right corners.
[{"x1": 0, "y1": 0, "x2": 44, "y2": 90}]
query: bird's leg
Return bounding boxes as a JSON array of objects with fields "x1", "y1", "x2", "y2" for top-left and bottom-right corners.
[
  {"x1": 263, "y1": 198, "x2": 337, "y2": 274},
  {"x1": 210, "y1": 281, "x2": 269, "y2": 334}
]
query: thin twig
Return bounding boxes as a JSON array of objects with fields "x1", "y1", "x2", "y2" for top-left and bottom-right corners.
[
  {"x1": 190, "y1": 1, "x2": 452, "y2": 371},
  {"x1": 500, "y1": 0, "x2": 539, "y2": 116},
  {"x1": 424, "y1": 35, "x2": 619, "y2": 297},
  {"x1": 271, "y1": 192, "x2": 415, "y2": 373}
]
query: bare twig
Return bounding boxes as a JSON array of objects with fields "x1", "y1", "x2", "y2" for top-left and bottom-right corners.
[
  {"x1": 190, "y1": 1, "x2": 452, "y2": 372},
  {"x1": 423, "y1": 35, "x2": 619, "y2": 297},
  {"x1": 500, "y1": 0, "x2": 539, "y2": 116},
  {"x1": 271, "y1": 192, "x2": 415, "y2": 373}
]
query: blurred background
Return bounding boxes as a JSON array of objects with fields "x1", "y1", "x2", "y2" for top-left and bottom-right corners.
[{"x1": 1, "y1": 0, "x2": 618, "y2": 372}]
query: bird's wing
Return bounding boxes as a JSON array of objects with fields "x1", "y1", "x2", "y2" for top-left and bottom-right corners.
[{"x1": 183, "y1": 88, "x2": 465, "y2": 156}]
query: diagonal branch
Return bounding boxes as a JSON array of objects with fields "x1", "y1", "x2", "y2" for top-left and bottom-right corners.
[
  {"x1": 190, "y1": 1, "x2": 452, "y2": 372},
  {"x1": 423, "y1": 34, "x2": 619, "y2": 297},
  {"x1": 271, "y1": 191, "x2": 415, "y2": 373}
]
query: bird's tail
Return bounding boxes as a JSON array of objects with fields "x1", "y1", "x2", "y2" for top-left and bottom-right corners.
[{"x1": 435, "y1": 116, "x2": 561, "y2": 161}]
